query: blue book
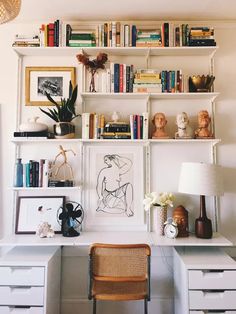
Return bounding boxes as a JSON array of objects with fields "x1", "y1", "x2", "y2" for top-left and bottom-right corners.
[
  {"x1": 25, "y1": 162, "x2": 30, "y2": 187},
  {"x1": 114, "y1": 63, "x2": 120, "y2": 93}
]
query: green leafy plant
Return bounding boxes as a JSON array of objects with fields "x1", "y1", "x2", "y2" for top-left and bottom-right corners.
[{"x1": 39, "y1": 81, "x2": 80, "y2": 122}]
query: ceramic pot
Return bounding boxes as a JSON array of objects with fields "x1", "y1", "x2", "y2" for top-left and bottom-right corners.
[
  {"x1": 19, "y1": 117, "x2": 48, "y2": 132},
  {"x1": 53, "y1": 122, "x2": 75, "y2": 139},
  {"x1": 152, "y1": 206, "x2": 168, "y2": 235}
]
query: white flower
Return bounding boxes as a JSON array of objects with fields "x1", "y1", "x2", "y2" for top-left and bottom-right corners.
[
  {"x1": 143, "y1": 192, "x2": 159, "y2": 211},
  {"x1": 143, "y1": 192, "x2": 175, "y2": 211}
]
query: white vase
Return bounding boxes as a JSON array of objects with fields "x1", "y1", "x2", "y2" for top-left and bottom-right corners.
[{"x1": 152, "y1": 206, "x2": 168, "y2": 235}]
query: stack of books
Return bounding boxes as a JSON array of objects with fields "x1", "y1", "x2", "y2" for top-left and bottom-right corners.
[
  {"x1": 23, "y1": 159, "x2": 52, "y2": 188},
  {"x1": 102, "y1": 121, "x2": 131, "y2": 139},
  {"x1": 68, "y1": 29, "x2": 96, "y2": 47},
  {"x1": 133, "y1": 69, "x2": 162, "y2": 93},
  {"x1": 189, "y1": 27, "x2": 216, "y2": 46},
  {"x1": 13, "y1": 131, "x2": 49, "y2": 139},
  {"x1": 12, "y1": 34, "x2": 40, "y2": 47},
  {"x1": 136, "y1": 28, "x2": 162, "y2": 47}
]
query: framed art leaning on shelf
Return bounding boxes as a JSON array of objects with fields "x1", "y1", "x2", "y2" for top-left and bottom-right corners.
[
  {"x1": 25, "y1": 66, "x2": 76, "y2": 106},
  {"x1": 15, "y1": 196, "x2": 65, "y2": 234},
  {"x1": 84, "y1": 144, "x2": 146, "y2": 231}
]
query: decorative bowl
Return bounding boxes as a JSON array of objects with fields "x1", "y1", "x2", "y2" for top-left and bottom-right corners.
[{"x1": 189, "y1": 75, "x2": 215, "y2": 92}]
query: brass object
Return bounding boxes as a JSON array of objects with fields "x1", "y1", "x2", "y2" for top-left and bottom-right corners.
[
  {"x1": 172, "y1": 205, "x2": 189, "y2": 237},
  {"x1": 189, "y1": 75, "x2": 215, "y2": 92}
]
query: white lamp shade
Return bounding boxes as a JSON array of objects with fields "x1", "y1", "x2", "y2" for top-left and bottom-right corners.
[{"x1": 178, "y1": 162, "x2": 224, "y2": 196}]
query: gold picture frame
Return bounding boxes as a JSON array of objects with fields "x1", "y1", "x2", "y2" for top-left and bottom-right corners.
[{"x1": 25, "y1": 66, "x2": 76, "y2": 106}]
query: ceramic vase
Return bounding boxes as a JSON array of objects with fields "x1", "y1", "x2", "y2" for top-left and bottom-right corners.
[{"x1": 152, "y1": 206, "x2": 168, "y2": 235}]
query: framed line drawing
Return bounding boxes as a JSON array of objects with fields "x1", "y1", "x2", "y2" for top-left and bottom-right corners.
[
  {"x1": 15, "y1": 196, "x2": 65, "y2": 234},
  {"x1": 84, "y1": 145, "x2": 146, "y2": 231},
  {"x1": 25, "y1": 66, "x2": 76, "y2": 106}
]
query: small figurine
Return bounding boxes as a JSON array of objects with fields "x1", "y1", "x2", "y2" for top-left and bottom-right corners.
[
  {"x1": 195, "y1": 110, "x2": 213, "y2": 138},
  {"x1": 53, "y1": 145, "x2": 76, "y2": 180},
  {"x1": 36, "y1": 222, "x2": 54, "y2": 238},
  {"x1": 175, "y1": 112, "x2": 193, "y2": 139},
  {"x1": 152, "y1": 112, "x2": 170, "y2": 139},
  {"x1": 172, "y1": 205, "x2": 189, "y2": 237},
  {"x1": 111, "y1": 111, "x2": 120, "y2": 122}
]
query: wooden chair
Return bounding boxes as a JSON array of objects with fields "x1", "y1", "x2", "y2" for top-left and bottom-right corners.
[{"x1": 88, "y1": 243, "x2": 151, "y2": 314}]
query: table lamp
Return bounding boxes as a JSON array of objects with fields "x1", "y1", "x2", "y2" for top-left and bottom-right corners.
[{"x1": 178, "y1": 162, "x2": 223, "y2": 239}]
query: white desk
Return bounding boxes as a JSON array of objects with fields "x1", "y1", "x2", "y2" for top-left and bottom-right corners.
[{"x1": 0, "y1": 231, "x2": 232, "y2": 246}]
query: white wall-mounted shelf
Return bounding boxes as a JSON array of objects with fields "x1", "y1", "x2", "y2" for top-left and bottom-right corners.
[
  {"x1": 81, "y1": 92, "x2": 219, "y2": 101},
  {"x1": 13, "y1": 46, "x2": 218, "y2": 58},
  {"x1": 11, "y1": 186, "x2": 81, "y2": 191}
]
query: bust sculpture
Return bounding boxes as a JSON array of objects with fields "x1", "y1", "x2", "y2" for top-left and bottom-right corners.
[
  {"x1": 152, "y1": 112, "x2": 170, "y2": 139},
  {"x1": 175, "y1": 112, "x2": 193, "y2": 139},
  {"x1": 195, "y1": 110, "x2": 213, "y2": 138}
]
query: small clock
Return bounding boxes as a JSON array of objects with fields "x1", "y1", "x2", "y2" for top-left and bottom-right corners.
[{"x1": 164, "y1": 218, "x2": 178, "y2": 239}]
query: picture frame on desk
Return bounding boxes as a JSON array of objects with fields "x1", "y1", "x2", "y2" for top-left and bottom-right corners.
[
  {"x1": 25, "y1": 66, "x2": 76, "y2": 106},
  {"x1": 15, "y1": 196, "x2": 65, "y2": 234},
  {"x1": 84, "y1": 144, "x2": 146, "y2": 231}
]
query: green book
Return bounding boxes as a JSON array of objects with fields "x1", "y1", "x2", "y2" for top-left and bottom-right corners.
[
  {"x1": 68, "y1": 43, "x2": 96, "y2": 47},
  {"x1": 70, "y1": 34, "x2": 95, "y2": 40}
]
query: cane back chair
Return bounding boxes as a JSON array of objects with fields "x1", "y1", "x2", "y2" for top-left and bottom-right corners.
[{"x1": 88, "y1": 243, "x2": 151, "y2": 314}]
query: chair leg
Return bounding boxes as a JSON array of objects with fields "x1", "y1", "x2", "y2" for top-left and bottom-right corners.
[
  {"x1": 93, "y1": 299, "x2": 96, "y2": 314},
  {"x1": 144, "y1": 298, "x2": 148, "y2": 314}
]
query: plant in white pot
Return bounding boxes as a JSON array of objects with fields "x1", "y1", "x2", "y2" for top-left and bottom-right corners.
[{"x1": 39, "y1": 81, "x2": 79, "y2": 139}]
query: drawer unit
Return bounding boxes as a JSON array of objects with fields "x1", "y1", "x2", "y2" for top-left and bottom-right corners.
[
  {"x1": 174, "y1": 248, "x2": 236, "y2": 314},
  {"x1": 0, "y1": 266, "x2": 44, "y2": 286},
  {"x1": 189, "y1": 270, "x2": 236, "y2": 289},
  {"x1": 0, "y1": 247, "x2": 61, "y2": 314},
  {"x1": 0, "y1": 286, "x2": 44, "y2": 306},
  {"x1": 0, "y1": 307, "x2": 44, "y2": 314},
  {"x1": 189, "y1": 290, "x2": 236, "y2": 310}
]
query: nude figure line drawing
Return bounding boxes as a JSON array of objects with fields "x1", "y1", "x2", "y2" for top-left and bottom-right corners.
[{"x1": 96, "y1": 154, "x2": 134, "y2": 217}]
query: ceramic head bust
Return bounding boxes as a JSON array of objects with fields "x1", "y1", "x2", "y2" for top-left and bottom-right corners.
[
  {"x1": 195, "y1": 110, "x2": 213, "y2": 138},
  {"x1": 175, "y1": 112, "x2": 193, "y2": 139},
  {"x1": 152, "y1": 112, "x2": 169, "y2": 139}
]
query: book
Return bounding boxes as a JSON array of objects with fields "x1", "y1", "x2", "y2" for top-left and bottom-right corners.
[
  {"x1": 114, "y1": 63, "x2": 120, "y2": 93},
  {"x1": 48, "y1": 23, "x2": 55, "y2": 47},
  {"x1": 82, "y1": 113, "x2": 90, "y2": 139},
  {"x1": 14, "y1": 131, "x2": 48, "y2": 137}
]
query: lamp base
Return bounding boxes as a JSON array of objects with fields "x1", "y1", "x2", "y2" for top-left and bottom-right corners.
[{"x1": 195, "y1": 217, "x2": 212, "y2": 239}]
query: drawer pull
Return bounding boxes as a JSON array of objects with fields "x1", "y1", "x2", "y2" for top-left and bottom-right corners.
[
  {"x1": 202, "y1": 270, "x2": 224, "y2": 278},
  {"x1": 10, "y1": 286, "x2": 32, "y2": 293},
  {"x1": 203, "y1": 290, "x2": 225, "y2": 298},
  {"x1": 10, "y1": 267, "x2": 32, "y2": 272}
]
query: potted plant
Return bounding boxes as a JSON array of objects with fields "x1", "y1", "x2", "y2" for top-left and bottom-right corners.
[{"x1": 39, "y1": 81, "x2": 79, "y2": 139}]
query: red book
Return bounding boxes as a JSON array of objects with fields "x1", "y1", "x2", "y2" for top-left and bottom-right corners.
[
  {"x1": 48, "y1": 23, "x2": 55, "y2": 47},
  {"x1": 137, "y1": 115, "x2": 141, "y2": 139},
  {"x1": 119, "y1": 64, "x2": 123, "y2": 93}
]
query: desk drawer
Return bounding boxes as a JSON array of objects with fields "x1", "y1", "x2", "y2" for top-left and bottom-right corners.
[
  {"x1": 189, "y1": 291, "x2": 236, "y2": 310},
  {"x1": 0, "y1": 286, "x2": 44, "y2": 306},
  {"x1": 0, "y1": 267, "x2": 44, "y2": 286},
  {"x1": 190, "y1": 311, "x2": 236, "y2": 314},
  {"x1": 0, "y1": 306, "x2": 43, "y2": 314},
  {"x1": 189, "y1": 270, "x2": 236, "y2": 289}
]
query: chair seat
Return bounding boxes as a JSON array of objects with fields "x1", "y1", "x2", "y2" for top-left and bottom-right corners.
[{"x1": 92, "y1": 280, "x2": 147, "y2": 300}]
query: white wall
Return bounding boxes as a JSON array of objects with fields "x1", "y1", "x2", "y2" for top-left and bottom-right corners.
[{"x1": 0, "y1": 21, "x2": 236, "y2": 314}]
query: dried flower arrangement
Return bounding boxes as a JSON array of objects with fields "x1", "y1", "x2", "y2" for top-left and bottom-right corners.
[{"x1": 76, "y1": 52, "x2": 108, "y2": 92}]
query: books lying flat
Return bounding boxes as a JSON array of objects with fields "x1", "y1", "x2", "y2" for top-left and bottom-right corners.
[
  {"x1": 14, "y1": 131, "x2": 48, "y2": 137},
  {"x1": 101, "y1": 132, "x2": 131, "y2": 139},
  {"x1": 133, "y1": 84, "x2": 162, "y2": 93},
  {"x1": 48, "y1": 180, "x2": 74, "y2": 187}
]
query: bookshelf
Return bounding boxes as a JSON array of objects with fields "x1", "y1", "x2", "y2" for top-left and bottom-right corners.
[{"x1": 12, "y1": 22, "x2": 220, "y2": 235}]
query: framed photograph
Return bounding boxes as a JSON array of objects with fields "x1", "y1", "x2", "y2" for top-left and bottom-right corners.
[
  {"x1": 84, "y1": 145, "x2": 146, "y2": 231},
  {"x1": 15, "y1": 196, "x2": 65, "y2": 234},
  {"x1": 25, "y1": 66, "x2": 76, "y2": 106}
]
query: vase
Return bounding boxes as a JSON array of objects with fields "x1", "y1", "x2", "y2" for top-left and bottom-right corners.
[
  {"x1": 53, "y1": 122, "x2": 75, "y2": 139},
  {"x1": 152, "y1": 206, "x2": 168, "y2": 235},
  {"x1": 89, "y1": 69, "x2": 97, "y2": 92}
]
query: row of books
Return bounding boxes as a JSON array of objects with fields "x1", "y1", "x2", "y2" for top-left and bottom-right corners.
[
  {"x1": 20, "y1": 159, "x2": 52, "y2": 188},
  {"x1": 13, "y1": 21, "x2": 216, "y2": 48},
  {"x1": 90, "y1": 63, "x2": 134, "y2": 93},
  {"x1": 81, "y1": 113, "x2": 149, "y2": 140}
]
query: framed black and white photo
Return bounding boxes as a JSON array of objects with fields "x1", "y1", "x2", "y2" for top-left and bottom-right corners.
[
  {"x1": 25, "y1": 66, "x2": 76, "y2": 106},
  {"x1": 84, "y1": 145, "x2": 146, "y2": 231},
  {"x1": 15, "y1": 196, "x2": 65, "y2": 234}
]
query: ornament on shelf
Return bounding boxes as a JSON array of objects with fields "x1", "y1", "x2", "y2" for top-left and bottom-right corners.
[
  {"x1": 19, "y1": 116, "x2": 48, "y2": 132},
  {"x1": 152, "y1": 112, "x2": 170, "y2": 139},
  {"x1": 195, "y1": 110, "x2": 213, "y2": 138},
  {"x1": 175, "y1": 112, "x2": 193, "y2": 139},
  {"x1": 172, "y1": 205, "x2": 189, "y2": 237},
  {"x1": 36, "y1": 222, "x2": 55, "y2": 238},
  {"x1": 52, "y1": 145, "x2": 76, "y2": 184}
]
